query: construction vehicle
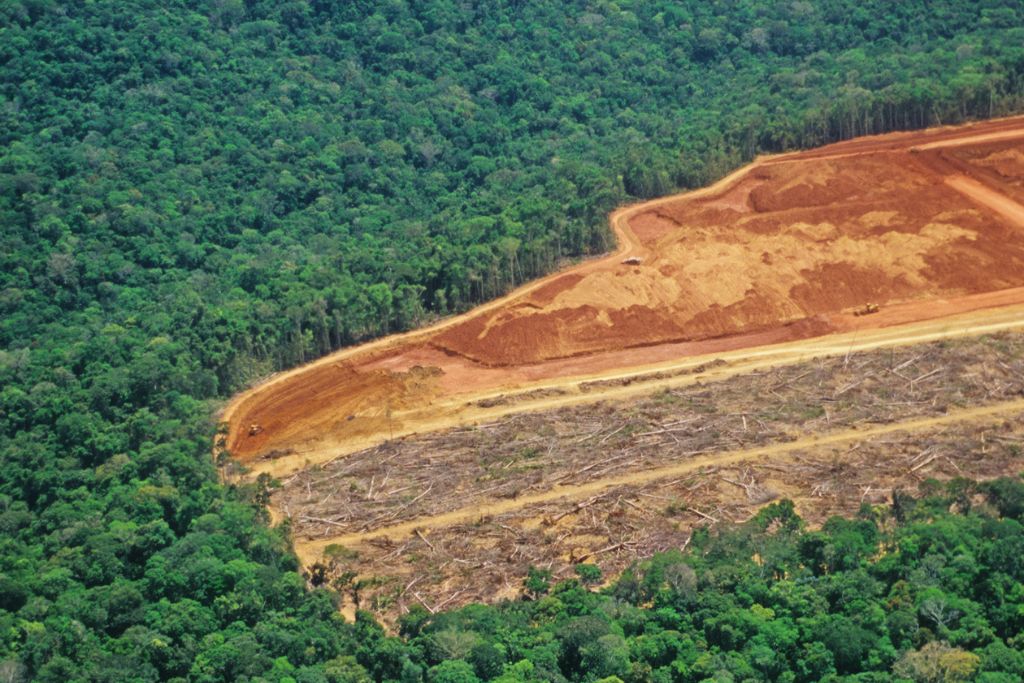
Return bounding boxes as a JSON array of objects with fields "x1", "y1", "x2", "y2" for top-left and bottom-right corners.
[
  {"x1": 853, "y1": 303, "x2": 880, "y2": 316},
  {"x1": 248, "y1": 423, "x2": 263, "y2": 436}
]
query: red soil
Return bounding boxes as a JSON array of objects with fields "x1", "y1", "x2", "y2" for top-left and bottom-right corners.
[{"x1": 224, "y1": 117, "x2": 1024, "y2": 465}]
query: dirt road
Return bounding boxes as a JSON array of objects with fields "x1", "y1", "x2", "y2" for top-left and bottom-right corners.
[{"x1": 945, "y1": 174, "x2": 1024, "y2": 227}]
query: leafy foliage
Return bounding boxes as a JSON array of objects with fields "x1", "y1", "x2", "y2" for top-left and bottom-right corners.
[{"x1": 1, "y1": 0, "x2": 1024, "y2": 680}]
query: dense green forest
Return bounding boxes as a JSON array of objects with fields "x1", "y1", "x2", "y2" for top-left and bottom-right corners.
[{"x1": 2, "y1": 0, "x2": 1024, "y2": 680}]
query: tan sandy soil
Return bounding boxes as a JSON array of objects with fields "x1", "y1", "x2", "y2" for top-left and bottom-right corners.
[{"x1": 221, "y1": 117, "x2": 1024, "y2": 478}]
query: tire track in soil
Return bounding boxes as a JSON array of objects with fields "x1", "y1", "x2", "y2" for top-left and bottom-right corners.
[{"x1": 294, "y1": 396, "x2": 1024, "y2": 564}]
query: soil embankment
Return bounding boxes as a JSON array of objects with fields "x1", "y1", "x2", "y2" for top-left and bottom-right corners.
[{"x1": 223, "y1": 116, "x2": 1024, "y2": 474}]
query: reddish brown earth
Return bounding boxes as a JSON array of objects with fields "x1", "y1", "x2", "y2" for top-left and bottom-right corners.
[{"x1": 223, "y1": 117, "x2": 1024, "y2": 470}]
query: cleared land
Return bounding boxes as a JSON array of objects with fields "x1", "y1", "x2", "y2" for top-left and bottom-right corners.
[
  {"x1": 223, "y1": 117, "x2": 1024, "y2": 472},
  {"x1": 279, "y1": 332, "x2": 1024, "y2": 617},
  {"x1": 219, "y1": 118, "x2": 1024, "y2": 619}
]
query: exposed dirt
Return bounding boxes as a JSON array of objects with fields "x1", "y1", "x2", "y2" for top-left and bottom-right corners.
[
  {"x1": 947, "y1": 140, "x2": 1024, "y2": 207},
  {"x1": 222, "y1": 117, "x2": 1024, "y2": 473}
]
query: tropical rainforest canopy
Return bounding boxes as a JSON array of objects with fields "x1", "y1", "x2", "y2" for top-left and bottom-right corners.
[{"x1": 1, "y1": 0, "x2": 1023, "y2": 681}]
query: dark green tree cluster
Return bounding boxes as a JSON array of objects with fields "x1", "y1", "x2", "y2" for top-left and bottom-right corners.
[
  {"x1": 2, "y1": 0, "x2": 1024, "y2": 680},
  {"x1": 3, "y1": 1, "x2": 1024, "y2": 381}
]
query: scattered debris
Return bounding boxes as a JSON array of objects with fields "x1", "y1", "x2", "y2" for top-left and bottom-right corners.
[{"x1": 280, "y1": 333, "x2": 1024, "y2": 622}]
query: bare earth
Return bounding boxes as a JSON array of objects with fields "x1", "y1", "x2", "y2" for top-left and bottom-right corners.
[{"x1": 222, "y1": 116, "x2": 1024, "y2": 475}]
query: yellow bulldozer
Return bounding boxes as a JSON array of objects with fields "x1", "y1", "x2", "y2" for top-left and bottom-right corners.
[{"x1": 853, "y1": 303, "x2": 880, "y2": 317}]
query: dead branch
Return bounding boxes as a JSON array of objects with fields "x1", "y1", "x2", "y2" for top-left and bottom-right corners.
[
  {"x1": 415, "y1": 528, "x2": 435, "y2": 552},
  {"x1": 687, "y1": 507, "x2": 718, "y2": 522}
]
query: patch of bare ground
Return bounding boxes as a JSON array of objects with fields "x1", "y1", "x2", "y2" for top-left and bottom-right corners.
[{"x1": 276, "y1": 332, "x2": 1024, "y2": 620}]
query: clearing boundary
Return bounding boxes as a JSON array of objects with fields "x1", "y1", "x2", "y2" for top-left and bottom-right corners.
[{"x1": 222, "y1": 116, "x2": 1024, "y2": 479}]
